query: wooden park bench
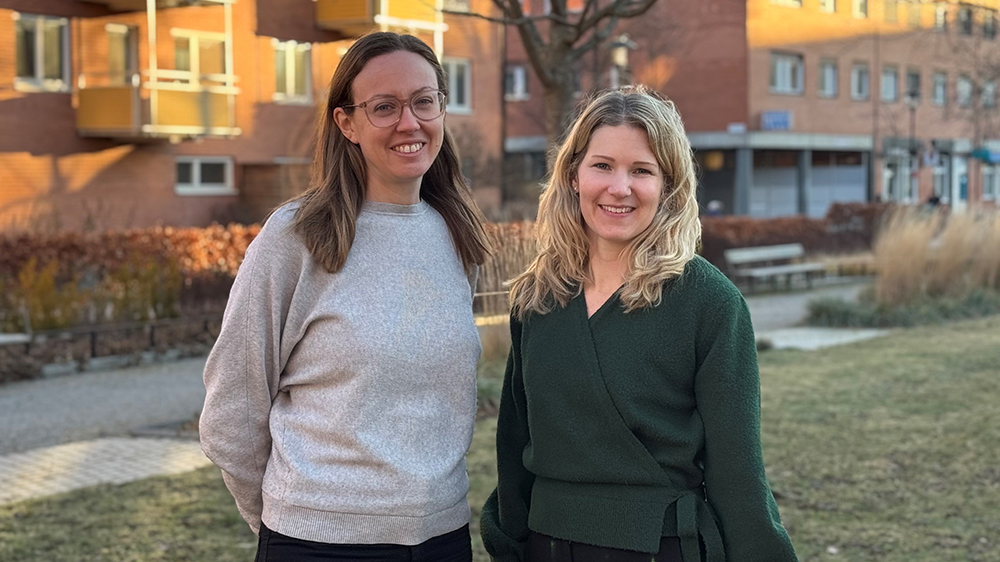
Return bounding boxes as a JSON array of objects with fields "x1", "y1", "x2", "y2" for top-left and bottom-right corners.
[{"x1": 723, "y1": 243, "x2": 826, "y2": 292}]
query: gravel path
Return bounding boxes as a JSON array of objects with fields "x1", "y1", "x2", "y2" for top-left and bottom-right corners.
[{"x1": 0, "y1": 358, "x2": 206, "y2": 455}]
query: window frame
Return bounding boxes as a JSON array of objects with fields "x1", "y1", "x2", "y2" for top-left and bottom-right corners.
[
  {"x1": 853, "y1": 0, "x2": 868, "y2": 18},
  {"x1": 171, "y1": 28, "x2": 230, "y2": 84},
  {"x1": 819, "y1": 0, "x2": 836, "y2": 14},
  {"x1": 984, "y1": 164, "x2": 999, "y2": 200},
  {"x1": 13, "y1": 13, "x2": 71, "y2": 93},
  {"x1": 982, "y1": 80, "x2": 996, "y2": 109},
  {"x1": 986, "y1": 10, "x2": 998, "y2": 39},
  {"x1": 958, "y1": 6, "x2": 973, "y2": 35},
  {"x1": 885, "y1": 0, "x2": 898, "y2": 24},
  {"x1": 905, "y1": 68, "x2": 921, "y2": 101},
  {"x1": 881, "y1": 65, "x2": 899, "y2": 102},
  {"x1": 769, "y1": 52, "x2": 804, "y2": 96},
  {"x1": 770, "y1": 0, "x2": 803, "y2": 7},
  {"x1": 957, "y1": 75, "x2": 973, "y2": 107},
  {"x1": 851, "y1": 62, "x2": 871, "y2": 100},
  {"x1": 174, "y1": 156, "x2": 236, "y2": 196},
  {"x1": 272, "y1": 39, "x2": 312, "y2": 104},
  {"x1": 442, "y1": 57, "x2": 472, "y2": 114},
  {"x1": 933, "y1": 71, "x2": 948, "y2": 106},
  {"x1": 504, "y1": 64, "x2": 530, "y2": 101},
  {"x1": 819, "y1": 58, "x2": 838, "y2": 98},
  {"x1": 908, "y1": 2, "x2": 921, "y2": 28},
  {"x1": 935, "y1": 5, "x2": 948, "y2": 31}
]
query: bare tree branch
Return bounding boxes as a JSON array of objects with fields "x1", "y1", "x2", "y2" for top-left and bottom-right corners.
[
  {"x1": 571, "y1": 15, "x2": 619, "y2": 59},
  {"x1": 577, "y1": 0, "x2": 657, "y2": 36}
]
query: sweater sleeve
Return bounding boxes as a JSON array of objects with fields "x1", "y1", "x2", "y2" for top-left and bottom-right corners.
[
  {"x1": 199, "y1": 227, "x2": 300, "y2": 535},
  {"x1": 480, "y1": 317, "x2": 533, "y2": 562},
  {"x1": 694, "y1": 295, "x2": 798, "y2": 562}
]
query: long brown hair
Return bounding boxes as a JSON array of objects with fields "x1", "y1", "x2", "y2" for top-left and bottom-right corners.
[
  {"x1": 290, "y1": 32, "x2": 489, "y2": 274},
  {"x1": 509, "y1": 86, "x2": 701, "y2": 319}
]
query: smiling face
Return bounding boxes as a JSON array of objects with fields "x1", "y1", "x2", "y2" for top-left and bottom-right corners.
[
  {"x1": 575, "y1": 124, "x2": 664, "y2": 257},
  {"x1": 333, "y1": 50, "x2": 444, "y2": 204}
]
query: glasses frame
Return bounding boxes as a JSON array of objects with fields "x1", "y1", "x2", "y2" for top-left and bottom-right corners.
[{"x1": 341, "y1": 89, "x2": 449, "y2": 128}]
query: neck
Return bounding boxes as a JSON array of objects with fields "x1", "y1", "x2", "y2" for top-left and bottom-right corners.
[
  {"x1": 365, "y1": 178, "x2": 422, "y2": 205},
  {"x1": 587, "y1": 243, "x2": 628, "y2": 292}
]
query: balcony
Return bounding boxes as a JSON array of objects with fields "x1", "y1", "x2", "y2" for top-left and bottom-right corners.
[
  {"x1": 76, "y1": 70, "x2": 240, "y2": 139},
  {"x1": 315, "y1": 0, "x2": 443, "y2": 35},
  {"x1": 80, "y1": 0, "x2": 232, "y2": 12}
]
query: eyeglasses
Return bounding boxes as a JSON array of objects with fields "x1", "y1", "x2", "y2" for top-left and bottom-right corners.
[{"x1": 341, "y1": 89, "x2": 448, "y2": 128}]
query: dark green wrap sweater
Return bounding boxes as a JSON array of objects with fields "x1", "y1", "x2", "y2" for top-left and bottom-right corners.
[{"x1": 480, "y1": 256, "x2": 798, "y2": 562}]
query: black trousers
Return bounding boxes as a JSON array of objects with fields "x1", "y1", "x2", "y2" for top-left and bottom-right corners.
[
  {"x1": 255, "y1": 522, "x2": 472, "y2": 562},
  {"x1": 526, "y1": 532, "x2": 684, "y2": 562}
]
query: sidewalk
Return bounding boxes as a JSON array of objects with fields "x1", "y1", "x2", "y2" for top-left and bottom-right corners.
[{"x1": 0, "y1": 279, "x2": 882, "y2": 507}]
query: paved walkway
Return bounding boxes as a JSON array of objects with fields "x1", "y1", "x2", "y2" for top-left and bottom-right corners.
[{"x1": 0, "y1": 280, "x2": 884, "y2": 507}]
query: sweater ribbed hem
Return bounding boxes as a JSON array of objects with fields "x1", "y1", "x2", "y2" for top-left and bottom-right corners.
[
  {"x1": 527, "y1": 477, "x2": 673, "y2": 554},
  {"x1": 261, "y1": 492, "x2": 472, "y2": 546}
]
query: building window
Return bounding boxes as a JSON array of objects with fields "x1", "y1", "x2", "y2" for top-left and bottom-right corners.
[
  {"x1": 852, "y1": 62, "x2": 870, "y2": 100},
  {"x1": 882, "y1": 66, "x2": 899, "y2": 102},
  {"x1": 986, "y1": 10, "x2": 997, "y2": 39},
  {"x1": 107, "y1": 24, "x2": 137, "y2": 86},
  {"x1": 933, "y1": 165, "x2": 950, "y2": 202},
  {"x1": 175, "y1": 157, "x2": 236, "y2": 196},
  {"x1": 14, "y1": 13, "x2": 69, "y2": 92},
  {"x1": 819, "y1": 0, "x2": 836, "y2": 14},
  {"x1": 933, "y1": 72, "x2": 947, "y2": 106},
  {"x1": 273, "y1": 40, "x2": 311, "y2": 103},
  {"x1": 908, "y1": 2, "x2": 921, "y2": 28},
  {"x1": 442, "y1": 0, "x2": 470, "y2": 11},
  {"x1": 985, "y1": 165, "x2": 999, "y2": 200},
  {"x1": 983, "y1": 81, "x2": 996, "y2": 108},
  {"x1": 173, "y1": 30, "x2": 229, "y2": 84},
  {"x1": 957, "y1": 75, "x2": 973, "y2": 107},
  {"x1": 442, "y1": 57, "x2": 471, "y2": 113},
  {"x1": 885, "y1": 0, "x2": 898, "y2": 23},
  {"x1": 819, "y1": 59, "x2": 838, "y2": 98},
  {"x1": 769, "y1": 53, "x2": 804, "y2": 95},
  {"x1": 853, "y1": 0, "x2": 868, "y2": 18},
  {"x1": 935, "y1": 5, "x2": 948, "y2": 31},
  {"x1": 504, "y1": 64, "x2": 529, "y2": 101},
  {"x1": 958, "y1": 6, "x2": 973, "y2": 35},
  {"x1": 770, "y1": 0, "x2": 802, "y2": 6},
  {"x1": 905, "y1": 69, "x2": 920, "y2": 101}
]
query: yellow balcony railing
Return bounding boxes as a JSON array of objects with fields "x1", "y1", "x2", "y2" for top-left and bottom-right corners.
[
  {"x1": 76, "y1": 70, "x2": 240, "y2": 139},
  {"x1": 316, "y1": 0, "x2": 443, "y2": 34}
]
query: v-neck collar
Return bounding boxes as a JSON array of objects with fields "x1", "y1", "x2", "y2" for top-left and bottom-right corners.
[{"x1": 580, "y1": 286, "x2": 621, "y2": 324}]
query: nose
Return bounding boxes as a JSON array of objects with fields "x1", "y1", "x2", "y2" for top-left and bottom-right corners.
[
  {"x1": 395, "y1": 104, "x2": 420, "y2": 132},
  {"x1": 607, "y1": 170, "x2": 631, "y2": 197}
]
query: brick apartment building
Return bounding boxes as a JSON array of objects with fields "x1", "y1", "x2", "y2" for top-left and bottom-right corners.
[
  {"x1": 0, "y1": 0, "x2": 503, "y2": 232},
  {"x1": 503, "y1": 0, "x2": 1000, "y2": 217}
]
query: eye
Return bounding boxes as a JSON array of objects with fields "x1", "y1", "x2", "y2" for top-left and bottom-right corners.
[
  {"x1": 371, "y1": 100, "x2": 398, "y2": 115},
  {"x1": 593, "y1": 162, "x2": 612, "y2": 170},
  {"x1": 634, "y1": 168, "x2": 654, "y2": 175},
  {"x1": 414, "y1": 95, "x2": 435, "y2": 107}
]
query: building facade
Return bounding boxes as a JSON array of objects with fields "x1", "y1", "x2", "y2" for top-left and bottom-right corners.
[
  {"x1": 0, "y1": 0, "x2": 504, "y2": 232},
  {"x1": 502, "y1": 0, "x2": 1000, "y2": 217}
]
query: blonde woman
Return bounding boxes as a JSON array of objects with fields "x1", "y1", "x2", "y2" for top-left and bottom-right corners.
[
  {"x1": 480, "y1": 87, "x2": 798, "y2": 562},
  {"x1": 201, "y1": 32, "x2": 488, "y2": 562}
]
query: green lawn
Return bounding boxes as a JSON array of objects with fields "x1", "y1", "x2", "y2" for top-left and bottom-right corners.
[{"x1": 2, "y1": 316, "x2": 999, "y2": 562}]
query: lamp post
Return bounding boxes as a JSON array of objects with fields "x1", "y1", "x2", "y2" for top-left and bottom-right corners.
[
  {"x1": 608, "y1": 34, "x2": 637, "y2": 88},
  {"x1": 905, "y1": 90, "x2": 919, "y2": 201}
]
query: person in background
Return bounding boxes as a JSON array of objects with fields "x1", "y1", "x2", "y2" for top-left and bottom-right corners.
[
  {"x1": 481, "y1": 86, "x2": 798, "y2": 562},
  {"x1": 200, "y1": 31, "x2": 489, "y2": 562}
]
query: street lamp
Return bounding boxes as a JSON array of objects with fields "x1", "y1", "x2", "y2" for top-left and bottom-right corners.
[
  {"x1": 608, "y1": 34, "x2": 637, "y2": 88},
  {"x1": 905, "y1": 90, "x2": 919, "y2": 201}
]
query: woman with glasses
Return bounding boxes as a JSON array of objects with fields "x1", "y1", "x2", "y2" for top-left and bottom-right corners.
[{"x1": 200, "y1": 32, "x2": 489, "y2": 562}]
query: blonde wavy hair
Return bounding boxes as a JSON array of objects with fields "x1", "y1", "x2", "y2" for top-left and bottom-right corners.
[{"x1": 509, "y1": 85, "x2": 701, "y2": 320}]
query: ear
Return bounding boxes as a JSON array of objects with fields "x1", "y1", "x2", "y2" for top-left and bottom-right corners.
[{"x1": 333, "y1": 107, "x2": 359, "y2": 144}]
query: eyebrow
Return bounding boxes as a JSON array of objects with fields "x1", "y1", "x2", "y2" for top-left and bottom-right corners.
[
  {"x1": 590, "y1": 154, "x2": 659, "y2": 168},
  {"x1": 368, "y1": 86, "x2": 437, "y2": 99}
]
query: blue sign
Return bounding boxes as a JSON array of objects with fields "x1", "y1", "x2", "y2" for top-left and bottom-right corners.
[
  {"x1": 971, "y1": 148, "x2": 1000, "y2": 163},
  {"x1": 761, "y1": 111, "x2": 793, "y2": 131}
]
